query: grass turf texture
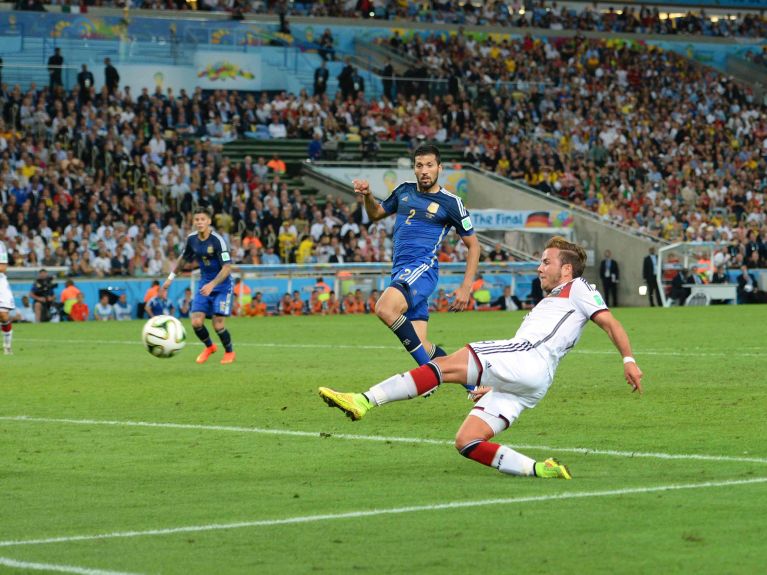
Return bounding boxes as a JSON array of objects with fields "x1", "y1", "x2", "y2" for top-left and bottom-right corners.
[{"x1": 1, "y1": 306, "x2": 765, "y2": 574}]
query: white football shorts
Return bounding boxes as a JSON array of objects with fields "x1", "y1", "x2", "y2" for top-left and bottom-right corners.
[
  {"x1": 465, "y1": 339, "x2": 553, "y2": 434},
  {"x1": 0, "y1": 276, "x2": 15, "y2": 311}
]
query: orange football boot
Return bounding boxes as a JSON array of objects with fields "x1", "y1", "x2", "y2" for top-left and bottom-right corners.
[{"x1": 196, "y1": 344, "x2": 218, "y2": 364}]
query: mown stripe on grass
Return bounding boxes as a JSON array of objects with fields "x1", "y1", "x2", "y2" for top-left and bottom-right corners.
[{"x1": 0, "y1": 477, "x2": 765, "y2": 549}]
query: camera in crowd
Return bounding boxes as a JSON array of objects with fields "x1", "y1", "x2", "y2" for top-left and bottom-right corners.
[
  {"x1": 36, "y1": 277, "x2": 58, "y2": 298},
  {"x1": 31, "y1": 271, "x2": 60, "y2": 322}
]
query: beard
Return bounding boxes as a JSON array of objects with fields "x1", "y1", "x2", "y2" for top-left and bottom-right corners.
[{"x1": 417, "y1": 176, "x2": 435, "y2": 192}]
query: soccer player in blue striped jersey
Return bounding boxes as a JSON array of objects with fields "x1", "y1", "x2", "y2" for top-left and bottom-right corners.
[
  {"x1": 164, "y1": 206, "x2": 236, "y2": 364},
  {"x1": 354, "y1": 144, "x2": 480, "y2": 371}
]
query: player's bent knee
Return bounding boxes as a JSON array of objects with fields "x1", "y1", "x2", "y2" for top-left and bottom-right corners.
[
  {"x1": 455, "y1": 436, "x2": 485, "y2": 453},
  {"x1": 374, "y1": 301, "x2": 398, "y2": 324}
]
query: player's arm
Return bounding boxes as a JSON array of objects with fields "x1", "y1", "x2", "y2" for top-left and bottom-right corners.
[
  {"x1": 353, "y1": 179, "x2": 389, "y2": 222},
  {"x1": 450, "y1": 234, "x2": 480, "y2": 310},
  {"x1": 200, "y1": 263, "x2": 232, "y2": 295},
  {"x1": 144, "y1": 299, "x2": 153, "y2": 317},
  {"x1": 0, "y1": 263, "x2": 6, "y2": 274},
  {"x1": 591, "y1": 310, "x2": 643, "y2": 394}
]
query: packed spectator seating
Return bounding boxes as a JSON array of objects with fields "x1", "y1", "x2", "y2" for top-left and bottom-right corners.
[
  {"x1": 20, "y1": 1, "x2": 765, "y2": 40},
  {"x1": 2, "y1": 23, "x2": 766, "y2": 298},
  {"x1": 0, "y1": 75, "x2": 482, "y2": 284},
  {"x1": 381, "y1": 31, "x2": 767, "y2": 251}
]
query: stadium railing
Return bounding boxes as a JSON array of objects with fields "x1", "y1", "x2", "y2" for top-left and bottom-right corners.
[{"x1": 190, "y1": 262, "x2": 539, "y2": 313}]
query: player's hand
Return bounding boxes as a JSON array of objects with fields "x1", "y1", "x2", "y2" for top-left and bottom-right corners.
[
  {"x1": 624, "y1": 362, "x2": 643, "y2": 394},
  {"x1": 352, "y1": 179, "x2": 371, "y2": 197},
  {"x1": 449, "y1": 285, "x2": 471, "y2": 311},
  {"x1": 200, "y1": 282, "x2": 215, "y2": 296},
  {"x1": 468, "y1": 386, "x2": 491, "y2": 402}
]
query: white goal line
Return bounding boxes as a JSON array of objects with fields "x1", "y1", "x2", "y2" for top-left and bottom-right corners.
[
  {"x1": 2, "y1": 415, "x2": 766, "y2": 465},
  {"x1": 0, "y1": 477, "x2": 765, "y2": 550}
]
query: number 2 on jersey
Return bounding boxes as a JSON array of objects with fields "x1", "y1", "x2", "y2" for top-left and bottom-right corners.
[{"x1": 405, "y1": 208, "x2": 416, "y2": 225}]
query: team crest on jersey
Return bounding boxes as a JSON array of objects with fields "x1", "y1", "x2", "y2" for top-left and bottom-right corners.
[
  {"x1": 427, "y1": 202, "x2": 439, "y2": 214},
  {"x1": 207, "y1": 246, "x2": 214, "y2": 254}
]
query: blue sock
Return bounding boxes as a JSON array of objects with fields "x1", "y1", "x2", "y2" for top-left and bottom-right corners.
[
  {"x1": 389, "y1": 315, "x2": 430, "y2": 365},
  {"x1": 430, "y1": 345, "x2": 447, "y2": 359}
]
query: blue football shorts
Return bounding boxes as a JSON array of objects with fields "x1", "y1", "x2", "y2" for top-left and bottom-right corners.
[
  {"x1": 390, "y1": 264, "x2": 438, "y2": 322},
  {"x1": 191, "y1": 285, "x2": 233, "y2": 318}
]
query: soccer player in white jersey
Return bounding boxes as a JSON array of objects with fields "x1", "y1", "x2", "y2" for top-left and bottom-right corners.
[
  {"x1": 319, "y1": 236, "x2": 643, "y2": 479},
  {"x1": 0, "y1": 239, "x2": 16, "y2": 354}
]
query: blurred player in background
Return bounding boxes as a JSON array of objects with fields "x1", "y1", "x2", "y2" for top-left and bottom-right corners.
[
  {"x1": 354, "y1": 144, "x2": 480, "y2": 367},
  {"x1": 164, "y1": 206, "x2": 235, "y2": 364},
  {"x1": 0, "y1": 238, "x2": 15, "y2": 354},
  {"x1": 320, "y1": 237, "x2": 643, "y2": 479}
]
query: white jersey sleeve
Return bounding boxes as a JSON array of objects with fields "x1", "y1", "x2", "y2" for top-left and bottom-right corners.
[
  {"x1": 570, "y1": 277, "x2": 609, "y2": 319},
  {"x1": 0, "y1": 242, "x2": 8, "y2": 265}
]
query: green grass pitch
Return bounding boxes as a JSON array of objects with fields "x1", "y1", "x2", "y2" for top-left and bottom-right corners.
[{"x1": 1, "y1": 306, "x2": 766, "y2": 574}]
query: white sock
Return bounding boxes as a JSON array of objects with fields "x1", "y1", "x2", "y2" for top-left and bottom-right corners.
[
  {"x1": 494, "y1": 445, "x2": 536, "y2": 476},
  {"x1": 2, "y1": 325, "x2": 10, "y2": 349},
  {"x1": 366, "y1": 372, "x2": 418, "y2": 406}
]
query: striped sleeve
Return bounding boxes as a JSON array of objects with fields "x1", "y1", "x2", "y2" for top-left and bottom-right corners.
[
  {"x1": 572, "y1": 278, "x2": 609, "y2": 318},
  {"x1": 212, "y1": 231, "x2": 231, "y2": 265},
  {"x1": 443, "y1": 191, "x2": 474, "y2": 236}
]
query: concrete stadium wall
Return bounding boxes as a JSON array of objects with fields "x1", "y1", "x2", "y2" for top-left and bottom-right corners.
[{"x1": 465, "y1": 171, "x2": 655, "y2": 307}]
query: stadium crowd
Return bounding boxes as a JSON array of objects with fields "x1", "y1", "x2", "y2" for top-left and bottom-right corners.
[
  {"x1": 380, "y1": 31, "x2": 767, "y2": 256},
  {"x1": 2, "y1": 22, "x2": 767, "y2": 323},
  {"x1": 18, "y1": 0, "x2": 765, "y2": 39},
  {"x1": 0, "y1": 68, "x2": 484, "y2": 283}
]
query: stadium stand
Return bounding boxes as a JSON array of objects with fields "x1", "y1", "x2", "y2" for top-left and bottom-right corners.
[{"x1": 1, "y1": 3, "x2": 765, "y2": 315}]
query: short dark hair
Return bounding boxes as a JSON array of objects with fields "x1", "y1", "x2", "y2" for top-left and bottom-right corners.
[
  {"x1": 194, "y1": 206, "x2": 213, "y2": 218},
  {"x1": 545, "y1": 236, "x2": 587, "y2": 278},
  {"x1": 413, "y1": 144, "x2": 441, "y2": 165}
]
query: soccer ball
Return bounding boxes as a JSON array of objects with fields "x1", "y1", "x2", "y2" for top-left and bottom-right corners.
[{"x1": 142, "y1": 315, "x2": 186, "y2": 358}]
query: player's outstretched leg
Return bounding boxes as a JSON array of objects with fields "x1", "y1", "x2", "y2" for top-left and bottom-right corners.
[
  {"x1": 319, "y1": 362, "x2": 443, "y2": 421},
  {"x1": 1, "y1": 318, "x2": 12, "y2": 355}
]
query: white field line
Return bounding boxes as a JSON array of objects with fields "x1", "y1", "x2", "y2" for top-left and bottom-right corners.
[
  {"x1": 2, "y1": 415, "x2": 766, "y2": 465},
  {"x1": 0, "y1": 556, "x2": 142, "y2": 575},
  {"x1": 13, "y1": 337, "x2": 765, "y2": 357},
  {"x1": 0, "y1": 477, "x2": 765, "y2": 550}
]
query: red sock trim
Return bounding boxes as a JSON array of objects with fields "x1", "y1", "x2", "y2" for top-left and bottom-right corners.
[
  {"x1": 1, "y1": 323, "x2": 11, "y2": 332},
  {"x1": 410, "y1": 363, "x2": 439, "y2": 395},
  {"x1": 467, "y1": 441, "x2": 501, "y2": 467}
]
